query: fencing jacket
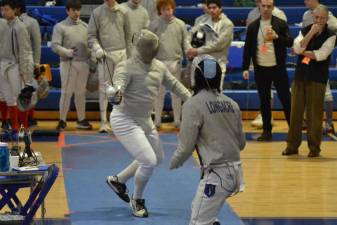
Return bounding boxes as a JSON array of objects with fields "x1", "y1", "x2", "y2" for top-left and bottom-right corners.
[
  {"x1": 0, "y1": 17, "x2": 33, "y2": 80},
  {"x1": 149, "y1": 16, "x2": 191, "y2": 61},
  {"x1": 19, "y1": 13, "x2": 41, "y2": 66},
  {"x1": 113, "y1": 54, "x2": 191, "y2": 132},
  {"x1": 171, "y1": 90, "x2": 245, "y2": 168},
  {"x1": 88, "y1": 3, "x2": 132, "y2": 57},
  {"x1": 51, "y1": 17, "x2": 89, "y2": 62}
]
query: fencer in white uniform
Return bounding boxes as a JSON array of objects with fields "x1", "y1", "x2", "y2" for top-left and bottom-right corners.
[
  {"x1": 51, "y1": 0, "x2": 92, "y2": 130},
  {"x1": 105, "y1": 30, "x2": 191, "y2": 218},
  {"x1": 149, "y1": 1, "x2": 191, "y2": 128},
  {"x1": 88, "y1": 0, "x2": 132, "y2": 133},
  {"x1": 170, "y1": 55, "x2": 246, "y2": 225}
]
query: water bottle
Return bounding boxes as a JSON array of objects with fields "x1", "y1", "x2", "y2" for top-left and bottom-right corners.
[{"x1": 0, "y1": 142, "x2": 10, "y2": 172}]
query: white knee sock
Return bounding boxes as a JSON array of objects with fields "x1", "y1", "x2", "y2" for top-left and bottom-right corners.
[{"x1": 133, "y1": 166, "x2": 153, "y2": 199}]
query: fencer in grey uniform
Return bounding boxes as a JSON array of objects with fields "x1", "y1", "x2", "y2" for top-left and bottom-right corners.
[
  {"x1": 88, "y1": 0, "x2": 132, "y2": 133},
  {"x1": 170, "y1": 55, "x2": 245, "y2": 225},
  {"x1": 246, "y1": 0, "x2": 287, "y2": 24},
  {"x1": 302, "y1": 1, "x2": 337, "y2": 134},
  {"x1": 0, "y1": 0, "x2": 33, "y2": 133},
  {"x1": 187, "y1": 0, "x2": 233, "y2": 89},
  {"x1": 16, "y1": 0, "x2": 41, "y2": 127},
  {"x1": 149, "y1": 1, "x2": 191, "y2": 128},
  {"x1": 194, "y1": 0, "x2": 210, "y2": 26},
  {"x1": 105, "y1": 29, "x2": 191, "y2": 218},
  {"x1": 51, "y1": 0, "x2": 92, "y2": 131},
  {"x1": 121, "y1": 0, "x2": 149, "y2": 38}
]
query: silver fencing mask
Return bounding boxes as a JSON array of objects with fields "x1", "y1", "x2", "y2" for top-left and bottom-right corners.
[{"x1": 133, "y1": 29, "x2": 159, "y2": 64}]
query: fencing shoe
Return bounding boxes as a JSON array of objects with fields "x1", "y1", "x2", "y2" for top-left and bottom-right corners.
[
  {"x1": 99, "y1": 121, "x2": 111, "y2": 133},
  {"x1": 106, "y1": 176, "x2": 130, "y2": 203},
  {"x1": 130, "y1": 197, "x2": 148, "y2": 218},
  {"x1": 76, "y1": 120, "x2": 93, "y2": 130},
  {"x1": 56, "y1": 120, "x2": 67, "y2": 131},
  {"x1": 251, "y1": 114, "x2": 274, "y2": 128}
]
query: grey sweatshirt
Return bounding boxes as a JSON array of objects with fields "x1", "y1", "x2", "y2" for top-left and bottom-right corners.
[
  {"x1": 194, "y1": 14, "x2": 209, "y2": 26},
  {"x1": 87, "y1": 3, "x2": 132, "y2": 56},
  {"x1": 0, "y1": 17, "x2": 33, "y2": 78},
  {"x1": 19, "y1": 13, "x2": 41, "y2": 66},
  {"x1": 149, "y1": 16, "x2": 191, "y2": 61},
  {"x1": 113, "y1": 54, "x2": 191, "y2": 131},
  {"x1": 121, "y1": 1, "x2": 149, "y2": 36},
  {"x1": 51, "y1": 17, "x2": 89, "y2": 62},
  {"x1": 302, "y1": 6, "x2": 337, "y2": 32},
  {"x1": 171, "y1": 90, "x2": 245, "y2": 168},
  {"x1": 190, "y1": 13, "x2": 233, "y2": 66}
]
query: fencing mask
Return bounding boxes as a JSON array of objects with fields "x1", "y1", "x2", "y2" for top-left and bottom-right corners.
[{"x1": 133, "y1": 29, "x2": 159, "y2": 64}]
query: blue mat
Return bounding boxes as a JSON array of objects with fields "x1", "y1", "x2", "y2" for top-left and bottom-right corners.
[{"x1": 62, "y1": 133, "x2": 244, "y2": 225}]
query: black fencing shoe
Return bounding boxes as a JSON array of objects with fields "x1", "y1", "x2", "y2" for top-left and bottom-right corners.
[
  {"x1": 76, "y1": 120, "x2": 93, "y2": 130},
  {"x1": 56, "y1": 120, "x2": 67, "y2": 131},
  {"x1": 130, "y1": 197, "x2": 148, "y2": 218},
  {"x1": 106, "y1": 176, "x2": 130, "y2": 203},
  {"x1": 213, "y1": 221, "x2": 221, "y2": 225}
]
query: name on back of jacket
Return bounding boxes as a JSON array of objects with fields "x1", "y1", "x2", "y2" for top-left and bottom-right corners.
[{"x1": 205, "y1": 100, "x2": 234, "y2": 114}]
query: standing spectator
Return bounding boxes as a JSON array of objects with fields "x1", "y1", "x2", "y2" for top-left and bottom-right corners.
[
  {"x1": 283, "y1": 5, "x2": 336, "y2": 157},
  {"x1": 242, "y1": 0, "x2": 292, "y2": 141},
  {"x1": 149, "y1": 0, "x2": 191, "y2": 129},
  {"x1": 302, "y1": 0, "x2": 337, "y2": 134},
  {"x1": 16, "y1": 0, "x2": 42, "y2": 128},
  {"x1": 88, "y1": 0, "x2": 132, "y2": 133},
  {"x1": 187, "y1": 0, "x2": 234, "y2": 90},
  {"x1": 170, "y1": 55, "x2": 245, "y2": 225},
  {"x1": 51, "y1": 0, "x2": 92, "y2": 130},
  {"x1": 246, "y1": 0, "x2": 288, "y2": 128},
  {"x1": 0, "y1": 0, "x2": 33, "y2": 136}
]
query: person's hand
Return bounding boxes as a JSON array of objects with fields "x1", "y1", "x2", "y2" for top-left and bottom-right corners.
[
  {"x1": 187, "y1": 48, "x2": 198, "y2": 59},
  {"x1": 95, "y1": 48, "x2": 105, "y2": 60},
  {"x1": 310, "y1": 24, "x2": 322, "y2": 35},
  {"x1": 169, "y1": 158, "x2": 181, "y2": 170},
  {"x1": 265, "y1": 27, "x2": 278, "y2": 42},
  {"x1": 243, "y1": 70, "x2": 249, "y2": 80},
  {"x1": 64, "y1": 48, "x2": 74, "y2": 58},
  {"x1": 113, "y1": 90, "x2": 123, "y2": 105}
]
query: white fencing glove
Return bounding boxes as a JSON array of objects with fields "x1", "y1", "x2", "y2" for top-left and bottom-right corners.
[{"x1": 95, "y1": 48, "x2": 105, "y2": 60}]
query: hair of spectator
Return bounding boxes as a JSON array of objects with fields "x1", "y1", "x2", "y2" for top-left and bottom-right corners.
[
  {"x1": 156, "y1": 0, "x2": 176, "y2": 15},
  {"x1": 66, "y1": 0, "x2": 82, "y2": 10},
  {"x1": 207, "y1": 0, "x2": 221, "y2": 8}
]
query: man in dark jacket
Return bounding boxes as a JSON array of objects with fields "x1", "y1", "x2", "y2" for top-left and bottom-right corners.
[{"x1": 242, "y1": 0, "x2": 293, "y2": 141}]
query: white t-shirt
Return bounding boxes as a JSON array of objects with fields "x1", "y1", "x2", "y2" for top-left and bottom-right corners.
[{"x1": 257, "y1": 19, "x2": 277, "y2": 67}]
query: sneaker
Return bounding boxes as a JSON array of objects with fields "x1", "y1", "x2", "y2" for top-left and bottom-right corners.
[
  {"x1": 323, "y1": 123, "x2": 335, "y2": 135},
  {"x1": 251, "y1": 114, "x2": 274, "y2": 129},
  {"x1": 76, "y1": 119, "x2": 93, "y2": 130},
  {"x1": 99, "y1": 122, "x2": 111, "y2": 133},
  {"x1": 213, "y1": 221, "x2": 221, "y2": 225},
  {"x1": 106, "y1": 176, "x2": 130, "y2": 203},
  {"x1": 130, "y1": 197, "x2": 148, "y2": 218},
  {"x1": 256, "y1": 130, "x2": 272, "y2": 142},
  {"x1": 1, "y1": 119, "x2": 12, "y2": 131},
  {"x1": 28, "y1": 117, "x2": 38, "y2": 127},
  {"x1": 56, "y1": 120, "x2": 67, "y2": 131}
]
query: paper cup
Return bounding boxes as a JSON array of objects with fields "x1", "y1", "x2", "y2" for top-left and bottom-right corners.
[{"x1": 10, "y1": 156, "x2": 20, "y2": 170}]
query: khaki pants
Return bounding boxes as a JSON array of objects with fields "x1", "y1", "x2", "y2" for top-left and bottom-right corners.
[{"x1": 287, "y1": 80, "x2": 326, "y2": 154}]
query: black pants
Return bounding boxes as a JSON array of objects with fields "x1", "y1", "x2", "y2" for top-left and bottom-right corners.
[{"x1": 254, "y1": 66, "x2": 291, "y2": 131}]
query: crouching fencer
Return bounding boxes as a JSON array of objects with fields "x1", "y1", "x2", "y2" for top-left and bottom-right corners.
[
  {"x1": 170, "y1": 55, "x2": 246, "y2": 225},
  {"x1": 105, "y1": 30, "x2": 191, "y2": 218}
]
